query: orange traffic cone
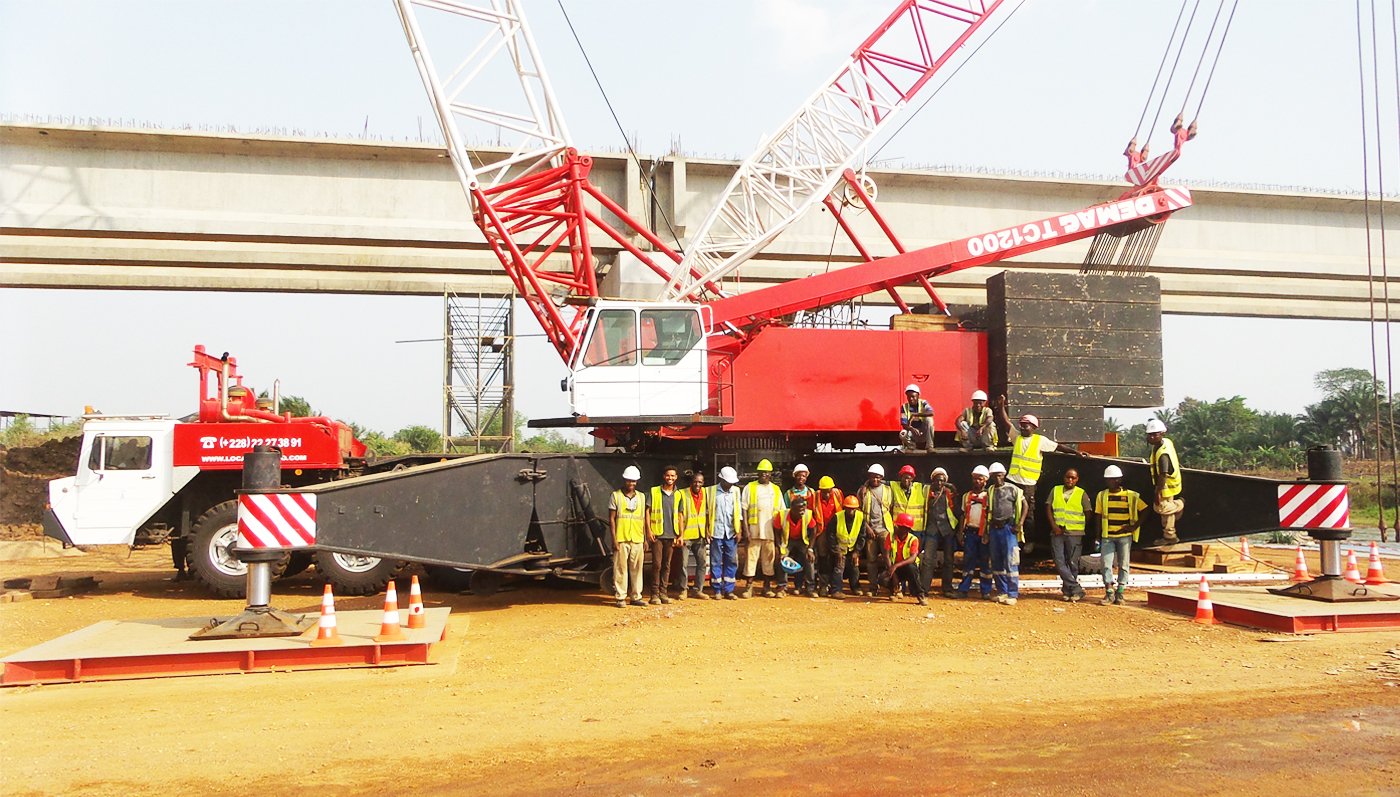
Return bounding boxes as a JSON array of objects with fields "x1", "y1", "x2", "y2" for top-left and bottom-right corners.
[
  {"x1": 309, "y1": 583, "x2": 344, "y2": 647},
  {"x1": 1364, "y1": 542, "x2": 1389, "y2": 585},
  {"x1": 1192, "y1": 575, "x2": 1219, "y2": 625},
  {"x1": 373, "y1": 580, "x2": 407, "y2": 643},
  {"x1": 405, "y1": 574, "x2": 426, "y2": 630},
  {"x1": 1291, "y1": 545, "x2": 1310, "y2": 582},
  {"x1": 1344, "y1": 548, "x2": 1364, "y2": 584},
  {"x1": 1239, "y1": 536, "x2": 1250, "y2": 562}
]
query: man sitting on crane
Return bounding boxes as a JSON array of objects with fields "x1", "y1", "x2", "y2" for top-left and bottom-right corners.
[
  {"x1": 956, "y1": 391, "x2": 997, "y2": 451},
  {"x1": 899, "y1": 384, "x2": 935, "y2": 453}
]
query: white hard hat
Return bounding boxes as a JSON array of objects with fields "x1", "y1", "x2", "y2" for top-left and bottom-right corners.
[
  {"x1": 971, "y1": 390, "x2": 988, "y2": 401},
  {"x1": 1104, "y1": 464, "x2": 1124, "y2": 479},
  {"x1": 988, "y1": 461, "x2": 1007, "y2": 474},
  {"x1": 792, "y1": 463, "x2": 810, "y2": 474},
  {"x1": 931, "y1": 467, "x2": 948, "y2": 477},
  {"x1": 867, "y1": 463, "x2": 885, "y2": 477},
  {"x1": 622, "y1": 465, "x2": 641, "y2": 481},
  {"x1": 972, "y1": 465, "x2": 990, "y2": 477},
  {"x1": 719, "y1": 466, "x2": 739, "y2": 484},
  {"x1": 1146, "y1": 418, "x2": 1167, "y2": 434},
  {"x1": 905, "y1": 383, "x2": 920, "y2": 394}
]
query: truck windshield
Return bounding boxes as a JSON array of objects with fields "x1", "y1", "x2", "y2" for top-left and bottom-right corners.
[
  {"x1": 640, "y1": 309, "x2": 701, "y2": 366},
  {"x1": 88, "y1": 436, "x2": 153, "y2": 471}
]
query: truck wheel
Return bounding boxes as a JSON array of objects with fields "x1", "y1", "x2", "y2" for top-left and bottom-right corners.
[
  {"x1": 280, "y1": 550, "x2": 314, "y2": 579},
  {"x1": 187, "y1": 500, "x2": 287, "y2": 598},
  {"x1": 314, "y1": 550, "x2": 406, "y2": 596},
  {"x1": 422, "y1": 565, "x2": 474, "y2": 593}
]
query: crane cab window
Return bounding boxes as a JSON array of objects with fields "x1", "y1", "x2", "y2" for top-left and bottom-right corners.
[
  {"x1": 87, "y1": 436, "x2": 153, "y2": 471},
  {"x1": 640, "y1": 310, "x2": 701, "y2": 366},
  {"x1": 581, "y1": 309, "x2": 638, "y2": 367}
]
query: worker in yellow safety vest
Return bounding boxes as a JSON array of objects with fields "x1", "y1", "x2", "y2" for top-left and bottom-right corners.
[
  {"x1": 899, "y1": 383, "x2": 936, "y2": 452},
  {"x1": 774, "y1": 494, "x2": 817, "y2": 597},
  {"x1": 646, "y1": 466, "x2": 684, "y2": 604},
  {"x1": 1095, "y1": 464, "x2": 1148, "y2": 606},
  {"x1": 810, "y1": 475, "x2": 844, "y2": 597},
  {"x1": 1146, "y1": 418, "x2": 1184, "y2": 545},
  {"x1": 1046, "y1": 467, "x2": 1093, "y2": 603},
  {"x1": 858, "y1": 463, "x2": 895, "y2": 597},
  {"x1": 883, "y1": 513, "x2": 927, "y2": 605},
  {"x1": 827, "y1": 495, "x2": 865, "y2": 599},
  {"x1": 675, "y1": 471, "x2": 713, "y2": 600},
  {"x1": 740, "y1": 459, "x2": 786, "y2": 598},
  {"x1": 994, "y1": 400, "x2": 1085, "y2": 543},
  {"x1": 890, "y1": 465, "x2": 926, "y2": 598},
  {"x1": 956, "y1": 390, "x2": 998, "y2": 451},
  {"x1": 781, "y1": 463, "x2": 816, "y2": 595},
  {"x1": 608, "y1": 465, "x2": 647, "y2": 608}
]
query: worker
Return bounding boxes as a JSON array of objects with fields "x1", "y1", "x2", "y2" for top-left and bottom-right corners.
[
  {"x1": 1146, "y1": 418, "x2": 1184, "y2": 546},
  {"x1": 922, "y1": 467, "x2": 959, "y2": 597},
  {"x1": 1046, "y1": 467, "x2": 1092, "y2": 602},
  {"x1": 890, "y1": 464, "x2": 926, "y2": 597},
  {"x1": 782, "y1": 463, "x2": 816, "y2": 595},
  {"x1": 954, "y1": 465, "x2": 992, "y2": 599},
  {"x1": 646, "y1": 466, "x2": 684, "y2": 605},
  {"x1": 608, "y1": 465, "x2": 647, "y2": 608},
  {"x1": 774, "y1": 494, "x2": 817, "y2": 597},
  {"x1": 740, "y1": 459, "x2": 786, "y2": 598},
  {"x1": 810, "y1": 475, "x2": 844, "y2": 597},
  {"x1": 996, "y1": 402, "x2": 1085, "y2": 541},
  {"x1": 675, "y1": 471, "x2": 712, "y2": 600},
  {"x1": 884, "y1": 513, "x2": 927, "y2": 605},
  {"x1": 985, "y1": 461, "x2": 1027, "y2": 606},
  {"x1": 956, "y1": 390, "x2": 997, "y2": 451},
  {"x1": 828, "y1": 495, "x2": 865, "y2": 599},
  {"x1": 857, "y1": 463, "x2": 895, "y2": 596},
  {"x1": 1095, "y1": 464, "x2": 1148, "y2": 605},
  {"x1": 708, "y1": 466, "x2": 743, "y2": 600},
  {"x1": 899, "y1": 383, "x2": 936, "y2": 452}
]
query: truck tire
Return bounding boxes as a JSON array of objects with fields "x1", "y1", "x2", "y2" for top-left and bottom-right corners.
[
  {"x1": 187, "y1": 500, "x2": 287, "y2": 598},
  {"x1": 281, "y1": 550, "x2": 314, "y2": 579},
  {"x1": 314, "y1": 550, "x2": 406, "y2": 596},
  {"x1": 422, "y1": 564, "x2": 474, "y2": 593}
]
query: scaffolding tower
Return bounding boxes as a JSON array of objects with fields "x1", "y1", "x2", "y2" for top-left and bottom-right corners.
[{"x1": 443, "y1": 292, "x2": 514, "y2": 453}]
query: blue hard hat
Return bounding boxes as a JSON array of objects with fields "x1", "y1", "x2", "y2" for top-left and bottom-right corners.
[{"x1": 780, "y1": 556, "x2": 803, "y2": 574}]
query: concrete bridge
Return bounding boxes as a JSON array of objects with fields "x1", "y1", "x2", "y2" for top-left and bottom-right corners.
[{"x1": 2, "y1": 123, "x2": 1395, "y2": 321}]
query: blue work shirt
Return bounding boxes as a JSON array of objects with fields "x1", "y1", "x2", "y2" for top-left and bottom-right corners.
[{"x1": 713, "y1": 486, "x2": 738, "y2": 540}]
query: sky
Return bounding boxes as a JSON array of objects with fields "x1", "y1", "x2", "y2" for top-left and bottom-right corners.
[{"x1": 1, "y1": 0, "x2": 1397, "y2": 435}]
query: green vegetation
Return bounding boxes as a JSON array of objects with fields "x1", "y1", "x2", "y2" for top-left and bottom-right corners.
[{"x1": 0, "y1": 415, "x2": 81, "y2": 448}]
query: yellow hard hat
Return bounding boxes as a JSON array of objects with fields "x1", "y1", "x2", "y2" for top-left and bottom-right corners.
[
  {"x1": 818, "y1": 475, "x2": 835, "y2": 489},
  {"x1": 756, "y1": 459, "x2": 774, "y2": 472}
]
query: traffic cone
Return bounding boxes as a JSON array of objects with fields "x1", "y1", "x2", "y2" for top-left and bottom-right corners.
[
  {"x1": 1344, "y1": 548, "x2": 1364, "y2": 584},
  {"x1": 309, "y1": 583, "x2": 344, "y2": 647},
  {"x1": 1291, "y1": 545, "x2": 1310, "y2": 582},
  {"x1": 1239, "y1": 536, "x2": 1250, "y2": 562},
  {"x1": 1192, "y1": 575, "x2": 1219, "y2": 625},
  {"x1": 405, "y1": 574, "x2": 426, "y2": 629},
  {"x1": 1365, "y1": 542, "x2": 1389, "y2": 585},
  {"x1": 373, "y1": 580, "x2": 407, "y2": 642}
]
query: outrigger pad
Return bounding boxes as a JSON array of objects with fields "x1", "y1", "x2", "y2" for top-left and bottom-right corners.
[
  {"x1": 189, "y1": 607, "x2": 316, "y2": 640},
  {"x1": 1268, "y1": 576, "x2": 1400, "y2": 604}
]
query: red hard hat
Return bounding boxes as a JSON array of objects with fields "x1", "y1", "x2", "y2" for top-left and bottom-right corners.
[
  {"x1": 898, "y1": 464, "x2": 916, "y2": 477},
  {"x1": 895, "y1": 512, "x2": 915, "y2": 528}
]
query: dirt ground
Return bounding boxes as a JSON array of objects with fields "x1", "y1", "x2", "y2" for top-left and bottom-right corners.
[{"x1": 3, "y1": 546, "x2": 1400, "y2": 797}]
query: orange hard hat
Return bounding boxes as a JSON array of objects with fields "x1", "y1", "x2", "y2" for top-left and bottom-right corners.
[
  {"x1": 842, "y1": 496, "x2": 860, "y2": 509},
  {"x1": 895, "y1": 512, "x2": 915, "y2": 528}
]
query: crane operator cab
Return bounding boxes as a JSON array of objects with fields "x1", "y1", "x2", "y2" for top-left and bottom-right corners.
[{"x1": 566, "y1": 301, "x2": 710, "y2": 418}]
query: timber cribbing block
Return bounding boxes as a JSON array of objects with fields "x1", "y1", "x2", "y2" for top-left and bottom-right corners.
[{"x1": 987, "y1": 271, "x2": 1164, "y2": 442}]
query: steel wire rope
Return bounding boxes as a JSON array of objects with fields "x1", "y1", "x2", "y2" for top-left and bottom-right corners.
[
  {"x1": 1146, "y1": 0, "x2": 1203, "y2": 147},
  {"x1": 1366, "y1": 0, "x2": 1399, "y2": 539},
  {"x1": 1190, "y1": 0, "x2": 1241, "y2": 121},
  {"x1": 554, "y1": 0, "x2": 683, "y2": 253},
  {"x1": 1178, "y1": 0, "x2": 1231, "y2": 117},
  {"x1": 1355, "y1": 0, "x2": 1389, "y2": 538},
  {"x1": 868, "y1": 0, "x2": 1027, "y2": 164},
  {"x1": 1385, "y1": 0, "x2": 1400, "y2": 538},
  {"x1": 1134, "y1": 0, "x2": 1192, "y2": 141}
]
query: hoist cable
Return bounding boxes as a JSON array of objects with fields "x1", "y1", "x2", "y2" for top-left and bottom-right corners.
[
  {"x1": 1134, "y1": 0, "x2": 1192, "y2": 141},
  {"x1": 554, "y1": 0, "x2": 683, "y2": 252},
  {"x1": 1148, "y1": 0, "x2": 1203, "y2": 143},
  {"x1": 1192, "y1": 0, "x2": 1241, "y2": 120},
  {"x1": 1356, "y1": 0, "x2": 1387, "y2": 534},
  {"x1": 1180, "y1": 0, "x2": 1230, "y2": 116},
  {"x1": 1387, "y1": 0, "x2": 1400, "y2": 536}
]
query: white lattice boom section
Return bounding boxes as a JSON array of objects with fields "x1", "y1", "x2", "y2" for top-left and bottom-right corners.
[{"x1": 666, "y1": 0, "x2": 1006, "y2": 302}]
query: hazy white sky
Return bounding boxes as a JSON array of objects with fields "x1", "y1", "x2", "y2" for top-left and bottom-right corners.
[{"x1": 1, "y1": 0, "x2": 1396, "y2": 433}]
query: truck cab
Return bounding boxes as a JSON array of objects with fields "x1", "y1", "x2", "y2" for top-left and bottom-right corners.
[
  {"x1": 565, "y1": 301, "x2": 710, "y2": 417},
  {"x1": 45, "y1": 417, "x2": 196, "y2": 547}
]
